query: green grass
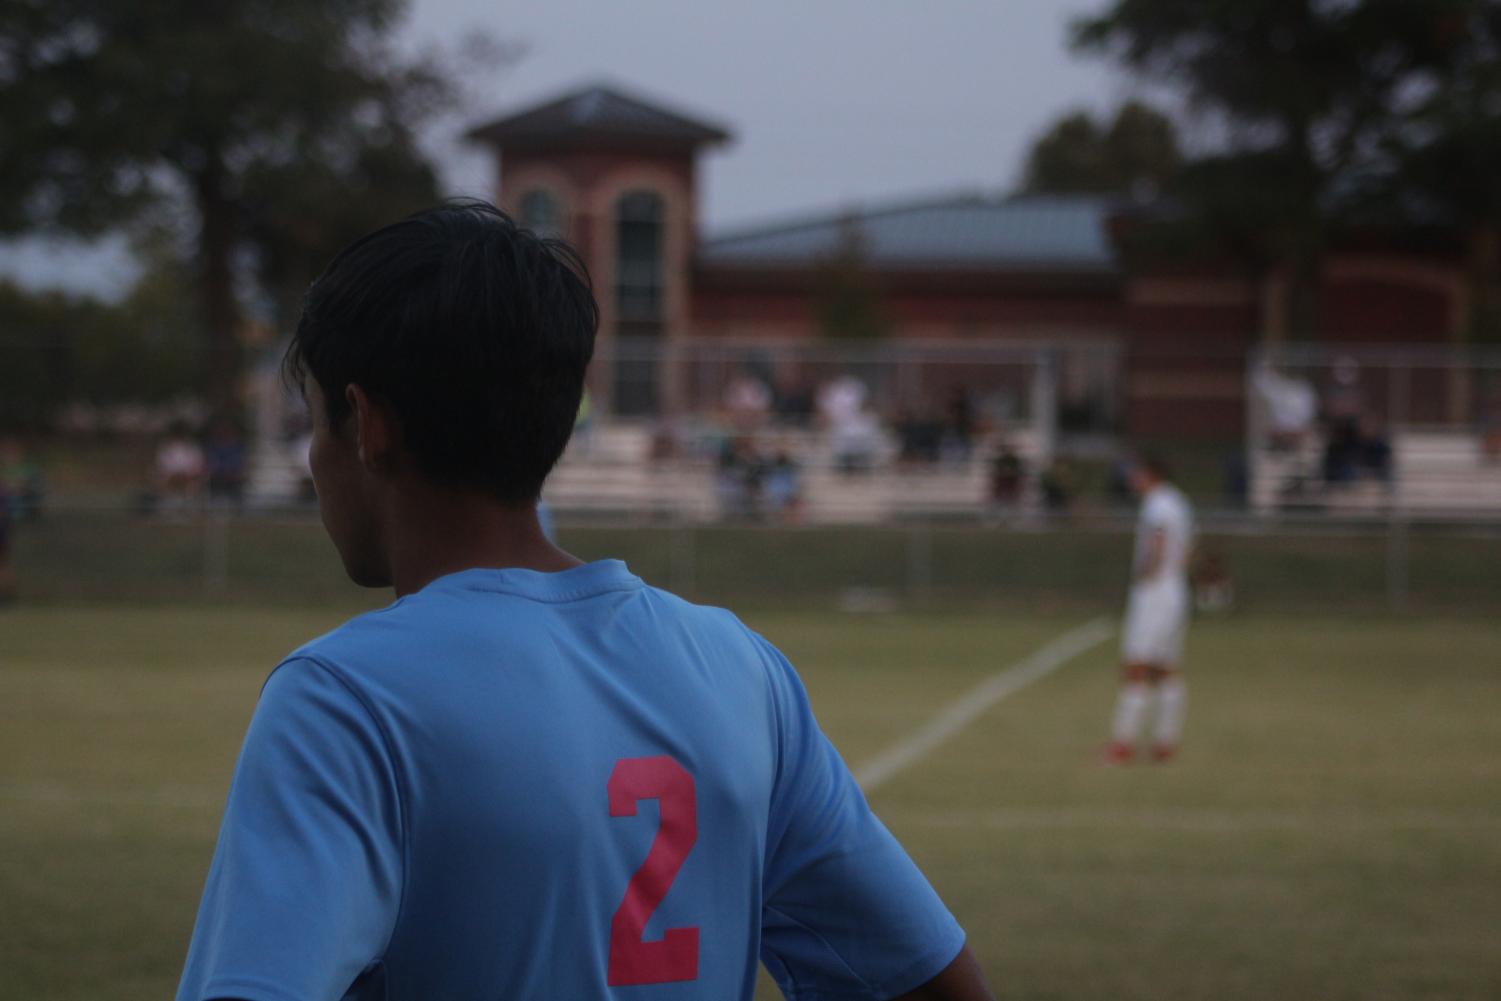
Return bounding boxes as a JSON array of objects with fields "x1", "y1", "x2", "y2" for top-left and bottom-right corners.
[{"x1": 1, "y1": 605, "x2": 1498, "y2": 1000}]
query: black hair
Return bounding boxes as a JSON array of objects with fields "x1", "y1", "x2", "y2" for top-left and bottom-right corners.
[
  {"x1": 284, "y1": 200, "x2": 598, "y2": 505},
  {"x1": 1137, "y1": 451, "x2": 1173, "y2": 483}
]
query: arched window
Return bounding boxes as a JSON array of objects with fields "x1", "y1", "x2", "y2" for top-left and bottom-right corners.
[
  {"x1": 614, "y1": 190, "x2": 665, "y2": 327},
  {"x1": 518, "y1": 189, "x2": 564, "y2": 239}
]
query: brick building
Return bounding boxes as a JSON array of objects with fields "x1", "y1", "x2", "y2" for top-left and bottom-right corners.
[{"x1": 468, "y1": 84, "x2": 1466, "y2": 440}]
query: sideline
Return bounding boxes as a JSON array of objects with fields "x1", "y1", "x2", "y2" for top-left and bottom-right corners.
[{"x1": 854, "y1": 616, "x2": 1115, "y2": 794}]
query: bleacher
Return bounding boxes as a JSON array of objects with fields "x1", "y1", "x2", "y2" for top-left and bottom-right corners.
[
  {"x1": 1251, "y1": 429, "x2": 1501, "y2": 517},
  {"x1": 543, "y1": 423, "x2": 1042, "y2": 524}
]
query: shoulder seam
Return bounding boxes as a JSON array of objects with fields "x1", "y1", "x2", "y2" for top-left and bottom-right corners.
[{"x1": 274, "y1": 653, "x2": 412, "y2": 956}]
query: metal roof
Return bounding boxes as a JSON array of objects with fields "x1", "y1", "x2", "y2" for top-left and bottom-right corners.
[
  {"x1": 698, "y1": 195, "x2": 1119, "y2": 272},
  {"x1": 467, "y1": 84, "x2": 731, "y2": 150}
]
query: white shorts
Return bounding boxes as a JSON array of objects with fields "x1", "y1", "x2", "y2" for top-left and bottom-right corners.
[{"x1": 1121, "y1": 580, "x2": 1188, "y2": 666}]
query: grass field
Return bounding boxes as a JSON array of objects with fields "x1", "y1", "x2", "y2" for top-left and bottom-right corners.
[{"x1": 2, "y1": 602, "x2": 1498, "y2": 1000}]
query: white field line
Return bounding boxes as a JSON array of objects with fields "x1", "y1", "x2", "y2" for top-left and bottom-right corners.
[
  {"x1": 881, "y1": 804, "x2": 1501, "y2": 834},
  {"x1": 855, "y1": 616, "x2": 1115, "y2": 794},
  {"x1": 5, "y1": 619, "x2": 1113, "y2": 811}
]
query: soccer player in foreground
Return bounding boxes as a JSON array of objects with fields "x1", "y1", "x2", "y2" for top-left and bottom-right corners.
[
  {"x1": 1105, "y1": 454, "x2": 1195, "y2": 764},
  {"x1": 175, "y1": 201, "x2": 993, "y2": 1001}
]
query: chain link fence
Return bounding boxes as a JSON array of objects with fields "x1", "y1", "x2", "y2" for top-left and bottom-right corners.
[{"x1": 8, "y1": 503, "x2": 1499, "y2": 615}]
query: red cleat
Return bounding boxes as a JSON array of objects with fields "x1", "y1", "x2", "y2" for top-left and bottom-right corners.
[
  {"x1": 1151, "y1": 744, "x2": 1178, "y2": 763},
  {"x1": 1102, "y1": 742, "x2": 1135, "y2": 765}
]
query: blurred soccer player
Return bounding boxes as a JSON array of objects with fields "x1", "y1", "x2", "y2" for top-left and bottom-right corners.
[
  {"x1": 1105, "y1": 454, "x2": 1194, "y2": 764},
  {"x1": 175, "y1": 201, "x2": 992, "y2": 1001}
]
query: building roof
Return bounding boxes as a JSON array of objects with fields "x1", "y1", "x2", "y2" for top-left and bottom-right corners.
[
  {"x1": 698, "y1": 194, "x2": 1120, "y2": 272},
  {"x1": 466, "y1": 83, "x2": 731, "y2": 152}
]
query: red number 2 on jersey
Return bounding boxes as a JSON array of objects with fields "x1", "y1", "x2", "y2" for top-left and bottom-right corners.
[{"x1": 607, "y1": 756, "x2": 699, "y2": 986}]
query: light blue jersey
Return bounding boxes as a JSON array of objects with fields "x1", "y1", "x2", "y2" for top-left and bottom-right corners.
[{"x1": 177, "y1": 561, "x2": 964, "y2": 1001}]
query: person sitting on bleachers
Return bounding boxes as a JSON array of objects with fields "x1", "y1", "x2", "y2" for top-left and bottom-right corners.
[
  {"x1": 941, "y1": 385, "x2": 976, "y2": 463},
  {"x1": 764, "y1": 448, "x2": 803, "y2": 524},
  {"x1": 1253, "y1": 362, "x2": 1317, "y2": 451},
  {"x1": 990, "y1": 442, "x2": 1025, "y2": 509},
  {"x1": 723, "y1": 368, "x2": 772, "y2": 433},
  {"x1": 716, "y1": 435, "x2": 765, "y2": 520},
  {"x1": 154, "y1": 422, "x2": 207, "y2": 512},
  {"x1": 818, "y1": 373, "x2": 881, "y2": 474}
]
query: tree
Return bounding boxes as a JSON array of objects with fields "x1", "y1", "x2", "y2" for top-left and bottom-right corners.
[
  {"x1": 1022, "y1": 101, "x2": 1181, "y2": 197},
  {"x1": 0, "y1": 283, "x2": 102, "y2": 432},
  {"x1": 1370, "y1": 3, "x2": 1501, "y2": 342},
  {"x1": 1023, "y1": 112, "x2": 1108, "y2": 195},
  {"x1": 1071, "y1": 0, "x2": 1458, "y2": 337},
  {"x1": 0, "y1": 0, "x2": 456, "y2": 416},
  {"x1": 815, "y1": 217, "x2": 889, "y2": 341},
  {"x1": 0, "y1": 237, "x2": 207, "y2": 433}
]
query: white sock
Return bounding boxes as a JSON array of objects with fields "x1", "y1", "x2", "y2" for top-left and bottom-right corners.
[
  {"x1": 1110, "y1": 682, "x2": 1150, "y2": 745},
  {"x1": 1154, "y1": 677, "x2": 1186, "y2": 747}
]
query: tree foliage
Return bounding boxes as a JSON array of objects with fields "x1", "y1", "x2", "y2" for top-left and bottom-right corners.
[
  {"x1": 1070, "y1": 0, "x2": 1480, "y2": 336},
  {"x1": 1022, "y1": 100, "x2": 1180, "y2": 197},
  {"x1": 1370, "y1": 3, "x2": 1501, "y2": 340},
  {"x1": 0, "y1": 238, "x2": 203, "y2": 432},
  {"x1": 815, "y1": 218, "x2": 889, "y2": 341},
  {"x1": 0, "y1": 0, "x2": 457, "y2": 412}
]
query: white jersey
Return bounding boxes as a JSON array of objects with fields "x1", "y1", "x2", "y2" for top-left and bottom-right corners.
[
  {"x1": 1122, "y1": 484, "x2": 1193, "y2": 665},
  {"x1": 1133, "y1": 484, "x2": 1193, "y2": 585}
]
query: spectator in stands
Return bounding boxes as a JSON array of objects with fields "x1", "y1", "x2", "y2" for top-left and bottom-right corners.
[
  {"x1": 818, "y1": 373, "x2": 881, "y2": 474},
  {"x1": 0, "y1": 437, "x2": 44, "y2": 521},
  {"x1": 648, "y1": 417, "x2": 682, "y2": 466},
  {"x1": 1323, "y1": 410, "x2": 1391, "y2": 487},
  {"x1": 1253, "y1": 361, "x2": 1317, "y2": 451},
  {"x1": 773, "y1": 369, "x2": 816, "y2": 428},
  {"x1": 716, "y1": 435, "x2": 765, "y2": 519},
  {"x1": 1322, "y1": 418, "x2": 1361, "y2": 483},
  {"x1": 941, "y1": 385, "x2": 975, "y2": 463},
  {"x1": 896, "y1": 407, "x2": 942, "y2": 466},
  {"x1": 989, "y1": 441, "x2": 1025, "y2": 511},
  {"x1": 205, "y1": 416, "x2": 248, "y2": 509},
  {"x1": 1323, "y1": 356, "x2": 1364, "y2": 439},
  {"x1": 1358, "y1": 414, "x2": 1392, "y2": 483},
  {"x1": 154, "y1": 422, "x2": 207, "y2": 512},
  {"x1": 724, "y1": 367, "x2": 772, "y2": 432},
  {"x1": 1480, "y1": 384, "x2": 1501, "y2": 464},
  {"x1": 1040, "y1": 455, "x2": 1078, "y2": 515},
  {"x1": 764, "y1": 448, "x2": 804, "y2": 523}
]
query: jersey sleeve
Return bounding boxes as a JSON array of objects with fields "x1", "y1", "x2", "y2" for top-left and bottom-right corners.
[
  {"x1": 176, "y1": 657, "x2": 404, "y2": 1001},
  {"x1": 754, "y1": 637, "x2": 965, "y2": 1000}
]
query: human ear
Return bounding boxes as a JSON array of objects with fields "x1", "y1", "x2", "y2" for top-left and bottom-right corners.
[{"x1": 346, "y1": 384, "x2": 395, "y2": 472}]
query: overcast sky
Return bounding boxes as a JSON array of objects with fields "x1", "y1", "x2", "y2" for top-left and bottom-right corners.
[
  {"x1": 1, "y1": 0, "x2": 1132, "y2": 297},
  {"x1": 415, "y1": 0, "x2": 1128, "y2": 230}
]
